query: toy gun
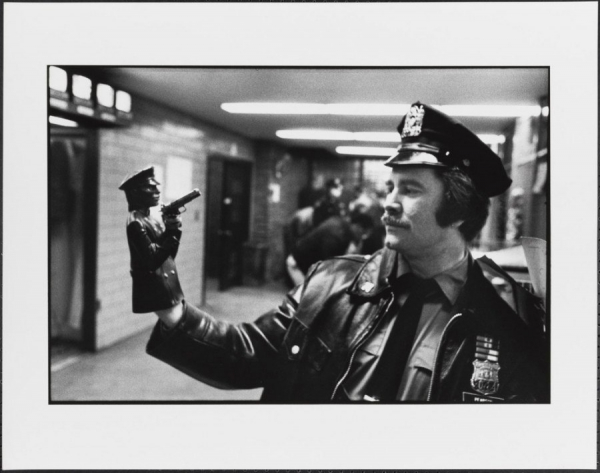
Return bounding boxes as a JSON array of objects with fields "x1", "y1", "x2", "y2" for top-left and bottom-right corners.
[{"x1": 161, "y1": 188, "x2": 201, "y2": 216}]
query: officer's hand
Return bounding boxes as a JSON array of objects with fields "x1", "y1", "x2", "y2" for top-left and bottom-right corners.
[{"x1": 163, "y1": 214, "x2": 182, "y2": 230}]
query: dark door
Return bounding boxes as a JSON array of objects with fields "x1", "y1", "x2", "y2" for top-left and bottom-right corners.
[
  {"x1": 49, "y1": 127, "x2": 98, "y2": 350},
  {"x1": 205, "y1": 157, "x2": 252, "y2": 291}
]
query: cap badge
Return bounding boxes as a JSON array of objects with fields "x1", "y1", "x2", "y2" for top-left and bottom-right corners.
[
  {"x1": 470, "y1": 335, "x2": 500, "y2": 396},
  {"x1": 401, "y1": 104, "x2": 425, "y2": 138}
]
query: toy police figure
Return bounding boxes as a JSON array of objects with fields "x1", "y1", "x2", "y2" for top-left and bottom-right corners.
[{"x1": 119, "y1": 166, "x2": 184, "y2": 320}]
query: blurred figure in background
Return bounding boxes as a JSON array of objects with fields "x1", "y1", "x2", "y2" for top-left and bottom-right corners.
[
  {"x1": 297, "y1": 173, "x2": 325, "y2": 209},
  {"x1": 283, "y1": 177, "x2": 348, "y2": 277},
  {"x1": 312, "y1": 177, "x2": 345, "y2": 228},
  {"x1": 505, "y1": 187, "x2": 525, "y2": 244},
  {"x1": 282, "y1": 205, "x2": 315, "y2": 274},
  {"x1": 286, "y1": 211, "x2": 376, "y2": 286},
  {"x1": 348, "y1": 184, "x2": 386, "y2": 255}
]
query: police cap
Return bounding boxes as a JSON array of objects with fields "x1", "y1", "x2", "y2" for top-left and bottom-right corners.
[
  {"x1": 384, "y1": 102, "x2": 512, "y2": 197},
  {"x1": 118, "y1": 166, "x2": 160, "y2": 191}
]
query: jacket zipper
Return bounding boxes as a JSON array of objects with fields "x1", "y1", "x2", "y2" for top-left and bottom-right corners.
[
  {"x1": 426, "y1": 312, "x2": 463, "y2": 402},
  {"x1": 330, "y1": 293, "x2": 396, "y2": 400}
]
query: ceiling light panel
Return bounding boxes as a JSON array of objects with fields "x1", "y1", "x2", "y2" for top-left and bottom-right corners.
[
  {"x1": 276, "y1": 129, "x2": 354, "y2": 140},
  {"x1": 438, "y1": 104, "x2": 541, "y2": 117},
  {"x1": 223, "y1": 102, "x2": 541, "y2": 117},
  {"x1": 278, "y1": 129, "x2": 504, "y2": 145},
  {"x1": 336, "y1": 146, "x2": 397, "y2": 156}
]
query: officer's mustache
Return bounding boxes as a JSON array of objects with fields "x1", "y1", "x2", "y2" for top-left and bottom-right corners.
[{"x1": 381, "y1": 213, "x2": 410, "y2": 229}]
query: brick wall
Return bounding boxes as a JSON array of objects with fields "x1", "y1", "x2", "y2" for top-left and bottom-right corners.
[
  {"x1": 95, "y1": 97, "x2": 254, "y2": 349},
  {"x1": 253, "y1": 142, "x2": 310, "y2": 280}
]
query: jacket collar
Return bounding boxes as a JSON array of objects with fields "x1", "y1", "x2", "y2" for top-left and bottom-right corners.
[{"x1": 347, "y1": 247, "x2": 470, "y2": 302}]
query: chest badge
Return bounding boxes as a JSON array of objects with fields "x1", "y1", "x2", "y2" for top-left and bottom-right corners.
[
  {"x1": 470, "y1": 335, "x2": 501, "y2": 396},
  {"x1": 401, "y1": 104, "x2": 425, "y2": 138}
]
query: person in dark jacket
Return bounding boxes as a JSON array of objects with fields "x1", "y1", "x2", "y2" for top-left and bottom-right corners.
[
  {"x1": 145, "y1": 102, "x2": 549, "y2": 403},
  {"x1": 119, "y1": 166, "x2": 185, "y2": 321},
  {"x1": 286, "y1": 212, "x2": 376, "y2": 285}
]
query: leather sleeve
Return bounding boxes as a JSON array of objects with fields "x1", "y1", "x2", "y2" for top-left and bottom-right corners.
[
  {"x1": 127, "y1": 220, "x2": 181, "y2": 270},
  {"x1": 146, "y1": 286, "x2": 304, "y2": 390}
]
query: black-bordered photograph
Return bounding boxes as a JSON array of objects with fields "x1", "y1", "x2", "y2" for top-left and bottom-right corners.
[{"x1": 48, "y1": 67, "x2": 550, "y2": 404}]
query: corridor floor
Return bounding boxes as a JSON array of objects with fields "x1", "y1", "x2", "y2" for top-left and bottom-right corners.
[{"x1": 50, "y1": 280, "x2": 290, "y2": 402}]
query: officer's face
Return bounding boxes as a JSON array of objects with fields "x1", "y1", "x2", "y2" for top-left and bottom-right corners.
[{"x1": 382, "y1": 167, "x2": 452, "y2": 257}]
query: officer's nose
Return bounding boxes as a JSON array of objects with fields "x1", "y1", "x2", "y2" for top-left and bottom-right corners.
[{"x1": 384, "y1": 192, "x2": 402, "y2": 215}]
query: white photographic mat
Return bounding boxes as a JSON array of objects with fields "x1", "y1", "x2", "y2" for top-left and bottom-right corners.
[{"x1": 3, "y1": 2, "x2": 598, "y2": 470}]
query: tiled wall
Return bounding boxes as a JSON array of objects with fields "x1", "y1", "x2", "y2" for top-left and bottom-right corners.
[{"x1": 95, "y1": 97, "x2": 255, "y2": 349}]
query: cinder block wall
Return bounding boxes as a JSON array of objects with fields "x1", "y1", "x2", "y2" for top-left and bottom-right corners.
[{"x1": 95, "y1": 97, "x2": 255, "y2": 350}]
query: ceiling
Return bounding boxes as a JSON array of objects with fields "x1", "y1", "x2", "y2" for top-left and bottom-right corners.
[{"x1": 104, "y1": 67, "x2": 548, "y2": 157}]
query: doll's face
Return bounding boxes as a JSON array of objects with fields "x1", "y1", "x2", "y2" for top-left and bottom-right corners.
[{"x1": 130, "y1": 179, "x2": 161, "y2": 208}]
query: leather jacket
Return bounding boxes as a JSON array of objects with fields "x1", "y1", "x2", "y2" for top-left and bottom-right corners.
[
  {"x1": 146, "y1": 247, "x2": 548, "y2": 402},
  {"x1": 127, "y1": 210, "x2": 184, "y2": 313}
]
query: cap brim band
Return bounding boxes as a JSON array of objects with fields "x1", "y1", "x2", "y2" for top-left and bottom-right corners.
[{"x1": 384, "y1": 149, "x2": 448, "y2": 168}]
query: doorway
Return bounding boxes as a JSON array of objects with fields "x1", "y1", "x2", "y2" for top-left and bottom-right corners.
[
  {"x1": 205, "y1": 156, "x2": 252, "y2": 291},
  {"x1": 49, "y1": 127, "x2": 98, "y2": 350}
]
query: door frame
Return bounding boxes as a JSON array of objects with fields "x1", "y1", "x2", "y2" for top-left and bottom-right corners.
[
  {"x1": 48, "y1": 126, "x2": 100, "y2": 351},
  {"x1": 202, "y1": 153, "x2": 254, "y2": 298}
]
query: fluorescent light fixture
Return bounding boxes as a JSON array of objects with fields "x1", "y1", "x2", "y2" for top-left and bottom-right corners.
[
  {"x1": 222, "y1": 103, "x2": 327, "y2": 114},
  {"x1": 325, "y1": 104, "x2": 409, "y2": 116},
  {"x1": 277, "y1": 129, "x2": 355, "y2": 140},
  {"x1": 336, "y1": 146, "x2": 397, "y2": 156},
  {"x1": 436, "y1": 104, "x2": 541, "y2": 117},
  {"x1": 49, "y1": 116, "x2": 78, "y2": 127},
  {"x1": 72, "y1": 74, "x2": 92, "y2": 100},
  {"x1": 116, "y1": 91, "x2": 132, "y2": 113},
  {"x1": 223, "y1": 103, "x2": 411, "y2": 115},
  {"x1": 49, "y1": 67, "x2": 68, "y2": 92},
  {"x1": 278, "y1": 129, "x2": 504, "y2": 144},
  {"x1": 223, "y1": 102, "x2": 540, "y2": 117},
  {"x1": 97, "y1": 83, "x2": 115, "y2": 108},
  {"x1": 353, "y1": 132, "x2": 399, "y2": 142}
]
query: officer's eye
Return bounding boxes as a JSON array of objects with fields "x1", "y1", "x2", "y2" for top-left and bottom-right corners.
[
  {"x1": 385, "y1": 180, "x2": 394, "y2": 194},
  {"x1": 399, "y1": 185, "x2": 422, "y2": 196}
]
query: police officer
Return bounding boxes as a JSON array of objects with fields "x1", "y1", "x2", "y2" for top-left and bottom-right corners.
[
  {"x1": 119, "y1": 167, "x2": 184, "y2": 323},
  {"x1": 145, "y1": 103, "x2": 548, "y2": 403}
]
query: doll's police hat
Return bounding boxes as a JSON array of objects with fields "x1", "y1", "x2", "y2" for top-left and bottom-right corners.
[
  {"x1": 118, "y1": 166, "x2": 160, "y2": 191},
  {"x1": 384, "y1": 102, "x2": 512, "y2": 197}
]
